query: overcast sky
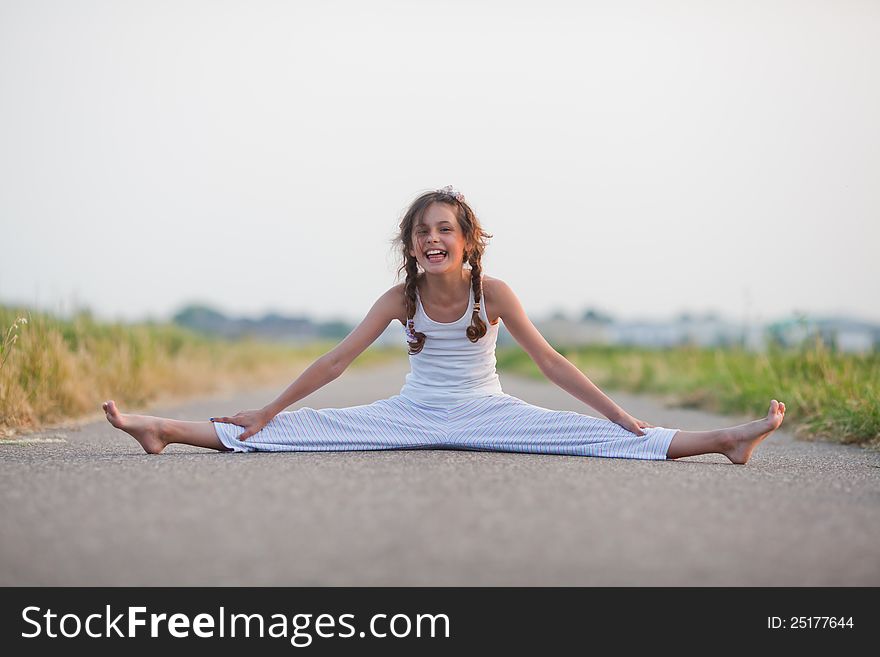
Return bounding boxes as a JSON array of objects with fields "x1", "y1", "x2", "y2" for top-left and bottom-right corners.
[{"x1": 2, "y1": 0, "x2": 878, "y2": 328}]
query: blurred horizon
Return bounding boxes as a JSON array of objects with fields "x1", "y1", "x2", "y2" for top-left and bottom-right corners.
[
  {"x1": 2, "y1": 296, "x2": 875, "y2": 334},
  {"x1": 2, "y1": 1, "x2": 878, "y2": 327}
]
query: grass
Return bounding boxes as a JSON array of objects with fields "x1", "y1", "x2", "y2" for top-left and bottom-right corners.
[
  {"x1": 495, "y1": 338, "x2": 880, "y2": 450},
  {"x1": 3, "y1": 303, "x2": 877, "y2": 450},
  {"x1": 0, "y1": 305, "x2": 402, "y2": 436}
]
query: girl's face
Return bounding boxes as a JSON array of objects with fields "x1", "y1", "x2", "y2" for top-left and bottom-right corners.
[{"x1": 409, "y1": 202, "x2": 468, "y2": 272}]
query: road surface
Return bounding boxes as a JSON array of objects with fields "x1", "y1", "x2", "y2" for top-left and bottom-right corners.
[{"x1": 2, "y1": 358, "x2": 877, "y2": 585}]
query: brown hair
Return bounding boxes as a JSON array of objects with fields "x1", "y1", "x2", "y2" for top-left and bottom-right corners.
[{"x1": 390, "y1": 190, "x2": 493, "y2": 355}]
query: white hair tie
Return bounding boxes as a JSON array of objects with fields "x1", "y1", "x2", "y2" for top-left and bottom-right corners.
[{"x1": 436, "y1": 185, "x2": 465, "y2": 203}]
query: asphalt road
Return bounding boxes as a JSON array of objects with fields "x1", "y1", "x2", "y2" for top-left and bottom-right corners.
[{"x1": 2, "y1": 358, "x2": 878, "y2": 586}]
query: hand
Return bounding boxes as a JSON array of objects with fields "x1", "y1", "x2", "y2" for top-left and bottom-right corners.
[
  {"x1": 209, "y1": 409, "x2": 272, "y2": 441},
  {"x1": 609, "y1": 412, "x2": 655, "y2": 437}
]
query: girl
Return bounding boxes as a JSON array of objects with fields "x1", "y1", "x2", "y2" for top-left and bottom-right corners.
[{"x1": 102, "y1": 185, "x2": 785, "y2": 464}]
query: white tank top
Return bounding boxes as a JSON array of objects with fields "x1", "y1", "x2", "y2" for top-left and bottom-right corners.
[{"x1": 399, "y1": 278, "x2": 506, "y2": 407}]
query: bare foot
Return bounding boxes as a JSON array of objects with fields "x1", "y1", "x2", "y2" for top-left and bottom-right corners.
[
  {"x1": 102, "y1": 400, "x2": 167, "y2": 455},
  {"x1": 722, "y1": 400, "x2": 786, "y2": 464}
]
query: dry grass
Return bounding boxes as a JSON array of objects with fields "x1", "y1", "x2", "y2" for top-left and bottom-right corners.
[{"x1": 0, "y1": 305, "x2": 402, "y2": 437}]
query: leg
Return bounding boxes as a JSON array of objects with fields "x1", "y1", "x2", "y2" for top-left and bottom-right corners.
[
  {"x1": 102, "y1": 400, "x2": 226, "y2": 453},
  {"x1": 208, "y1": 395, "x2": 447, "y2": 453},
  {"x1": 664, "y1": 428, "x2": 725, "y2": 460},
  {"x1": 445, "y1": 395, "x2": 679, "y2": 460},
  {"x1": 666, "y1": 400, "x2": 786, "y2": 464},
  {"x1": 446, "y1": 395, "x2": 786, "y2": 464}
]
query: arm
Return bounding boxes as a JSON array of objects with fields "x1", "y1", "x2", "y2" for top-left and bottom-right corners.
[
  {"x1": 491, "y1": 278, "x2": 628, "y2": 423},
  {"x1": 260, "y1": 284, "x2": 402, "y2": 419}
]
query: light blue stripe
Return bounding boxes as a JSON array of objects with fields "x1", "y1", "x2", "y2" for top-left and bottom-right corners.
[{"x1": 211, "y1": 394, "x2": 679, "y2": 460}]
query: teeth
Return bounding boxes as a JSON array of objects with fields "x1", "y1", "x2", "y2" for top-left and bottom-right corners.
[{"x1": 426, "y1": 250, "x2": 446, "y2": 256}]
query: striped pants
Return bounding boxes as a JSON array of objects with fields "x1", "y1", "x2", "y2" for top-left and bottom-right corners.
[{"x1": 212, "y1": 393, "x2": 679, "y2": 460}]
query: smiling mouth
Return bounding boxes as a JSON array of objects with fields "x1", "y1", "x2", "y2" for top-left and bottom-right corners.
[{"x1": 425, "y1": 250, "x2": 447, "y2": 263}]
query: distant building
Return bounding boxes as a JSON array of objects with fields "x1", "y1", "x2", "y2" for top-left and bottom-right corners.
[
  {"x1": 536, "y1": 316, "x2": 614, "y2": 346},
  {"x1": 767, "y1": 316, "x2": 879, "y2": 354},
  {"x1": 607, "y1": 321, "x2": 680, "y2": 349}
]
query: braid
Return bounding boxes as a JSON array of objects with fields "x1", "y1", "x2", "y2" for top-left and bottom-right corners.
[
  {"x1": 465, "y1": 254, "x2": 488, "y2": 343},
  {"x1": 404, "y1": 256, "x2": 426, "y2": 355}
]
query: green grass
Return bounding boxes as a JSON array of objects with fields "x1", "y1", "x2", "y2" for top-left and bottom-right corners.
[
  {"x1": 4, "y1": 302, "x2": 877, "y2": 450},
  {"x1": 0, "y1": 305, "x2": 401, "y2": 435},
  {"x1": 496, "y1": 338, "x2": 880, "y2": 449}
]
